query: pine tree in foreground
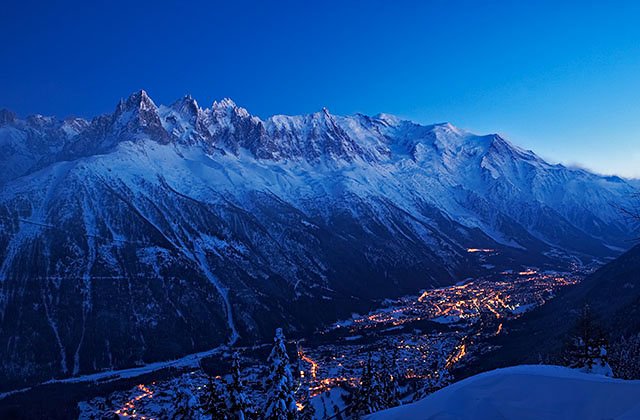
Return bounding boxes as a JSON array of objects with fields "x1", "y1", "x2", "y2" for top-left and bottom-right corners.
[
  {"x1": 609, "y1": 333, "x2": 640, "y2": 379},
  {"x1": 171, "y1": 388, "x2": 196, "y2": 420},
  {"x1": 370, "y1": 367, "x2": 385, "y2": 412},
  {"x1": 227, "y1": 352, "x2": 257, "y2": 420},
  {"x1": 562, "y1": 304, "x2": 612, "y2": 376},
  {"x1": 200, "y1": 375, "x2": 231, "y2": 419},
  {"x1": 380, "y1": 353, "x2": 401, "y2": 408},
  {"x1": 264, "y1": 328, "x2": 298, "y2": 420},
  {"x1": 350, "y1": 353, "x2": 385, "y2": 418},
  {"x1": 412, "y1": 355, "x2": 452, "y2": 402}
]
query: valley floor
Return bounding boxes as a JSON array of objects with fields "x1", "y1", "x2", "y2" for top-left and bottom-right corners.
[{"x1": 76, "y1": 260, "x2": 588, "y2": 419}]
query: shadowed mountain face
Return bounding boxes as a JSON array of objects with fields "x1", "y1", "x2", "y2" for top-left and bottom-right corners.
[{"x1": 0, "y1": 91, "x2": 636, "y2": 389}]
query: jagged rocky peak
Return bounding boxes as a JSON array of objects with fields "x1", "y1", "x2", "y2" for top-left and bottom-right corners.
[
  {"x1": 167, "y1": 95, "x2": 206, "y2": 129},
  {"x1": 116, "y1": 89, "x2": 157, "y2": 114},
  {"x1": 110, "y1": 90, "x2": 172, "y2": 144},
  {"x1": 25, "y1": 113, "x2": 57, "y2": 128},
  {"x1": 0, "y1": 108, "x2": 17, "y2": 125},
  {"x1": 171, "y1": 94, "x2": 200, "y2": 117},
  {"x1": 211, "y1": 97, "x2": 251, "y2": 119},
  {"x1": 161, "y1": 95, "x2": 213, "y2": 145},
  {"x1": 61, "y1": 116, "x2": 90, "y2": 135},
  {"x1": 112, "y1": 89, "x2": 160, "y2": 127},
  {"x1": 201, "y1": 97, "x2": 265, "y2": 155},
  {"x1": 308, "y1": 106, "x2": 337, "y2": 124},
  {"x1": 212, "y1": 97, "x2": 236, "y2": 109},
  {"x1": 0, "y1": 91, "x2": 590, "y2": 169}
]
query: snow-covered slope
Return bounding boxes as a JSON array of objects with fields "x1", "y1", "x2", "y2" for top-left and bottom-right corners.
[
  {"x1": 0, "y1": 91, "x2": 636, "y2": 389},
  {"x1": 371, "y1": 365, "x2": 640, "y2": 420}
]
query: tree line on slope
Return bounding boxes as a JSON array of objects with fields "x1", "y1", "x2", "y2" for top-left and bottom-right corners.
[
  {"x1": 558, "y1": 303, "x2": 640, "y2": 380},
  {"x1": 117, "y1": 302, "x2": 640, "y2": 419},
  {"x1": 168, "y1": 328, "x2": 307, "y2": 420},
  {"x1": 157, "y1": 326, "x2": 454, "y2": 420}
]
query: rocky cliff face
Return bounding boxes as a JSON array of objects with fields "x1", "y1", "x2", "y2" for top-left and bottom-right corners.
[{"x1": 0, "y1": 91, "x2": 635, "y2": 389}]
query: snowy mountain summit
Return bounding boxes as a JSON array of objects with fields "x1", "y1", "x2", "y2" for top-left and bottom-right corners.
[{"x1": 0, "y1": 91, "x2": 636, "y2": 389}]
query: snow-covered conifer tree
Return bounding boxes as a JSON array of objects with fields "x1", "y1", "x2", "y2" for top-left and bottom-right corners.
[
  {"x1": 171, "y1": 388, "x2": 197, "y2": 419},
  {"x1": 563, "y1": 304, "x2": 612, "y2": 376},
  {"x1": 413, "y1": 356, "x2": 452, "y2": 402},
  {"x1": 609, "y1": 333, "x2": 640, "y2": 379},
  {"x1": 227, "y1": 352, "x2": 256, "y2": 420},
  {"x1": 350, "y1": 353, "x2": 385, "y2": 417},
  {"x1": 200, "y1": 375, "x2": 231, "y2": 419},
  {"x1": 263, "y1": 328, "x2": 298, "y2": 420},
  {"x1": 380, "y1": 353, "x2": 401, "y2": 408}
]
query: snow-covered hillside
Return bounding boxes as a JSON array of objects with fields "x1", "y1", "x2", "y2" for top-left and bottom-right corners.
[
  {"x1": 0, "y1": 91, "x2": 636, "y2": 389},
  {"x1": 371, "y1": 365, "x2": 640, "y2": 420}
]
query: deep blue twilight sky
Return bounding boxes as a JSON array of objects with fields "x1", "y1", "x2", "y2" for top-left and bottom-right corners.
[{"x1": 1, "y1": 1, "x2": 639, "y2": 177}]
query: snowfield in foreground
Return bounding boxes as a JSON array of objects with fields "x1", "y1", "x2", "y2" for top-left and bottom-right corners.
[{"x1": 370, "y1": 365, "x2": 640, "y2": 420}]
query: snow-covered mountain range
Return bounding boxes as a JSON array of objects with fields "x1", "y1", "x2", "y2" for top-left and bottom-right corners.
[{"x1": 0, "y1": 90, "x2": 635, "y2": 388}]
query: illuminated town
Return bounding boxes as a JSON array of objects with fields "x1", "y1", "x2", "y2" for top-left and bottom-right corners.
[{"x1": 79, "y1": 263, "x2": 585, "y2": 419}]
